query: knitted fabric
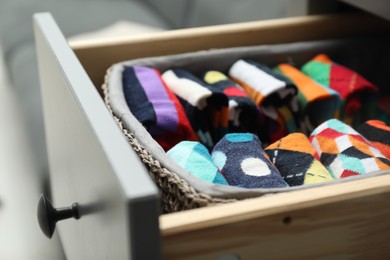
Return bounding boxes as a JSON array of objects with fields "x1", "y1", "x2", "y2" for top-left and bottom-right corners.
[
  {"x1": 357, "y1": 120, "x2": 390, "y2": 160},
  {"x1": 301, "y1": 54, "x2": 378, "y2": 126},
  {"x1": 310, "y1": 119, "x2": 390, "y2": 179},
  {"x1": 265, "y1": 133, "x2": 333, "y2": 186},
  {"x1": 122, "y1": 66, "x2": 198, "y2": 151},
  {"x1": 229, "y1": 60, "x2": 299, "y2": 144},
  {"x1": 162, "y1": 69, "x2": 229, "y2": 148},
  {"x1": 202, "y1": 70, "x2": 261, "y2": 134},
  {"x1": 211, "y1": 133, "x2": 288, "y2": 188},
  {"x1": 167, "y1": 141, "x2": 228, "y2": 185},
  {"x1": 275, "y1": 63, "x2": 340, "y2": 134}
]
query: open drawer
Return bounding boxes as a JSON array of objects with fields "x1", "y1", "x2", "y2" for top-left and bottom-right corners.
[{"x1": 34, "y1": 12, "x2": 390, "y2": 259}]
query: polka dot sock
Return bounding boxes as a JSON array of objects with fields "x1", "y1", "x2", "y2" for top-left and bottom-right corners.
[
  {"x1": 202, "y1": 70, "x2": 262, "y2": 135},
  {"x1": 162, "y1": 69, "x2": 229, "y2": 148},
  {"x1": 167, "y1": 141, "x2": 228, "y2": 185},
  {"x1": 274, "y1": 63, "x2": 340, "y2": 134},
  {"x1": 301, "y1": 54, "x2": 378, "y2": 126},
  {"x1": 309, "y1": 119, "x2": 390, "y2": 179},
  {"x1": 265, "y1": 133, "x2": 334, "y2": 186},
  {"x1": 211, "y1": 133, "x2": 288, "y2": 188},
  {"x1": 122, "y1": 66, "x2": 198, "y2": 151},
  {"x1": 357, "y1": 120, "x2": 390, "y2": 159}
]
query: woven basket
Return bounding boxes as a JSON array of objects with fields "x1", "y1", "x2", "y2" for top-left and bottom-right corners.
[{"x1": 101, "y1": 37, "x2": 390, "y2": 214}]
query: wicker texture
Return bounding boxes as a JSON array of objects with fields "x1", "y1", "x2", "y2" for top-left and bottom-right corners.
[{"x1": 102, "y1": 67, "x2": 236, "y2": 213}]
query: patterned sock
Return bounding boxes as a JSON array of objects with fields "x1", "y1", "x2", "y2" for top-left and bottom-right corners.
[
  {"x1": 202, "y1": 70, "x2": 262, "y2": 135},
  {"x1": 310, "y1": 119, "x2": 390, "y2": 179},
  {"x1": 275, "y1": 63, "x2": 340, "y2": 134},
  {"x1": 167, "y1": 141, "x2": 228, "y2": 185},
  {"x1": 357, "y1": 120, "x2": 390, "y2": 159},
  {"x1": 301, "y1": 54, "x2": 378, "y2": 126},
  {"x1": 229, "y1": 60, "x2": 299, "y2": 143},
  {"x1": 265, "y1": 133, "x2": 334, "y2": 186},
  {"x1": 162, "y1": 69, "x2": 229, "y2": 148},
  {"x1": 122, "y1": 66, "x2": 198, "y2": 151},
  {"x1": 211, "y1": 133, "x2": 288, "y2": 188}
]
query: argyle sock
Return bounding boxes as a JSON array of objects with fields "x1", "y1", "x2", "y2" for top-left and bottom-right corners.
[
  {"x1": 162, "y1": 69, "x2": 229, "y2": 148},
  {"x1": 167, "y1": 141, "x2": 228, "y2": 185},
  {"x1": 301, "y1": 54, "x2": 378, "y2": 126},
  {"x1": 229, "y1": 60, "x2": 299, "y2": 143},
  {"x1": 309, "y1": 119, "x2": 390, "y2": 179},
  {"x1": 202, "y1": 70, "x2": 262, "y2": 135},
  {"x1": 122, "y1": 66, "x2": 198, "y2": 151},
  {"x1": 275, "y1": 63, "x2": 340, "y2": 134},
  {"x1": 211, "y1": 133, "x2": 288, "y2": 188},
  {"x1": 357, "y1": 120, "x2": 390, "y2": 159},
  {"x1": 265, "y1": 133, "x2": 333, "y2": 186}
]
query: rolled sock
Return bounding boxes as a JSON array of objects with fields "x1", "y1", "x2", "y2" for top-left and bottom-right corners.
[
  {"x1": 265, "y1": 133, "x2": 334, "y2": 186},
  {"x1": 309, "y1": 119, "x2": 390, "y2": 179},
  {"x1": 203, "y1": 70, "x2": 261, "y2": 134},
  {"x1": 167, "y1": 141, "x2": 228, "y2": 185},
  {"x1": 229, "y1": 60, "x2": 299, "y2": 143},
  {"x1": 122, "y1": 66, "x2": 198, "y2": 151},
  {"x1": 211, "y1": 133, "x2": 288, "y2": 188},
  {"x1": 275, "y1": 64, "x2": 340, "y2": 133},
  {"x1": 357, "y1": 120, "x2": 390, "y2": 159},
  {"x1": 162, "y1": 69, "x2": 229, "y2": 148},
  {"x1": 301, "y1": 54, "x2": 378, "y2": 126}
]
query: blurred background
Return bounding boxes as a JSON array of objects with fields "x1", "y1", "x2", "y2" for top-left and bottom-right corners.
[{"x1": 0, "y1": 0, "x2": 383, "y2": 259}]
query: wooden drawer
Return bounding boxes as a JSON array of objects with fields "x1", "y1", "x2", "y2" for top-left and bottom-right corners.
[{"x1": 34, "y1": 12, "x2": 390, "y2": 259}]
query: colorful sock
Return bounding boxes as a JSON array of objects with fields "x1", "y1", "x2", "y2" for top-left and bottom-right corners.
[
  {"x1": 265, "y1": 133, "x2": 334, "y2": 186},
  {"x1": 357, "y1": 120, "x2": 390, "y2": 159},
  {"x1": 275, "y1": 63, "x2": 341, "y2": 134},
  {"x1": 122, "y1": 66, "x2": 198, "y2": 151},
  {"x1": 167, "y1": 141, "x2": 228, "y2": 185},
  {"x1": 211, "y1": 133, "x2": 288, "y2": 188},
  {"x1": 309, "y1": 119, "x2": 390, "y2": 179},
  {"x1": 202, "y1": 70, "x2": 262, "y2": 134},
  {"x1": 229, "y1": 60, "x2": 299, "y2": 143},
  {"x1": 301, "y1": 54, "x2": 378, "y2": 126},
  {"x1": 162, "y1": 69, "x2": 229, "y2": 148}
]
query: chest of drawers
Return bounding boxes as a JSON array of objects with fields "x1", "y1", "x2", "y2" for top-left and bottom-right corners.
[{"x1": 34, "y1": 11, "x2": 390, "y2": 259}]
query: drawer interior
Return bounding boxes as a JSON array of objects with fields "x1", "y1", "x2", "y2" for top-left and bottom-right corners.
[{"x1": 68, "y1": 13, "x2": 390, "y2": 258}]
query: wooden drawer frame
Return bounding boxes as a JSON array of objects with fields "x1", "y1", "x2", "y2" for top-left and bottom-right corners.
[{"x1": 34, "y1": 12, "x2": 390, "y2": 259}]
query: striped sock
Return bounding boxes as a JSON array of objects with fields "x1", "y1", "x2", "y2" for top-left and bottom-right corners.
[
  {"x1": 357, "y1": 120, "x2": 390, "y2": 159},
  {"x1": 167, "y1": 141, "x2": 228, "y2": 185},
  {"x1": 122, "y1": 66, "x2": 198, "y2": 151},
  {"x1": 275, "y1": 63, "x2": 340, "y2": 134},
  {"x1": 229, "y1": 60, "x2": 299, "y2": 143},
  {"x1": 202, "y1": 70, "x2": 262, "y2": 135},
  {"x1": 211, "y1": 133, "x2": 288, "y2": 188},
  {"x1": 265, "y1": 133, "x2": 334, "y2": 186},
  {"x1": 162, "y1": 69, "x2": 229, "y2": 148},
  {"x1": 309, "y1": 119, "x2": 390, "y2": 179}
]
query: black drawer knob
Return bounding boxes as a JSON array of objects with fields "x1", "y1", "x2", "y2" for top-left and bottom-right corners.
[{"x1": 37, "y1": 194, "x2": 80, "y2": 238}]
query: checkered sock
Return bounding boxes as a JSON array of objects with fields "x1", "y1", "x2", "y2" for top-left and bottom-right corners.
[
  {"x1": 167, "y1": 141, "x2": 228, "y2": 185},
  {"x1": 275, "y1": 63, "x2": 340, "y2": 134},
  {"x1": 211, "y1": 133, "x2": 288, "y2": 188},
  {"x1": 229, "y1": 60, "x2": 299, "y2": 143},
  {"x1": 301, "y1": 54, "x2": 378, "y2": 126},
  {"x1": 357, "y1": 120, "x2": 390, "y2": 159},
  {"x1": 265, "y1": 133, "x2": 334, "y2": 186},
  {"x1": 162, "y1": 69, "x2": 229, "y2": 148},
  {"x1": 309, "y1": 119, "x2": 390, "y2": 179},
  {"x1": 202, "y1": 70, "x2": 262, "y2": 135},
  {"x1": 122, "y1": 66, "x2": 198, "y2": 151}
]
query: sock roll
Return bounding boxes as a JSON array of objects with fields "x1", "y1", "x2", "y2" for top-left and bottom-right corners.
[
  {"x1": 211, "y1": 133, "x2": 288, "y2": 188},
  {"x1": 122, "y1": 66, "x2": 198, "y2": 150}
]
